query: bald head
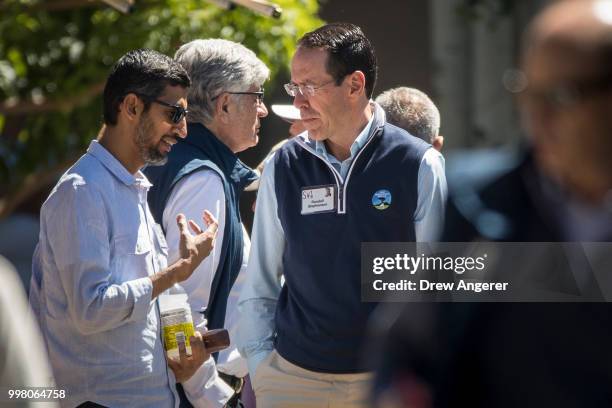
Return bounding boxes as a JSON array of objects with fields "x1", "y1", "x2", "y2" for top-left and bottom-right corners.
[
  {"x1": 375, "y1": 87, "x2": 444, "y2": 151},
  {"x1": 526, "y1": 0, "x2": 612, "y2": 75},
  {"x1": 521, "y1": 0, "x2": 612, "y2": 204}
]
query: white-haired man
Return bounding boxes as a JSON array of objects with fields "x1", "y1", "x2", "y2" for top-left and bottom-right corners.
[
  {"x1": 376, "y1": 87, "x2": 444, "y2": 151},
  {"x1": 145, "y1": 39, "x2": 269, "y2": 407}
]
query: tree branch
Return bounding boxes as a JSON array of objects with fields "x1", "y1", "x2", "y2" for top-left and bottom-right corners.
[{"x1": 0, "y1": 82, "x2": 105, "y2": 115}]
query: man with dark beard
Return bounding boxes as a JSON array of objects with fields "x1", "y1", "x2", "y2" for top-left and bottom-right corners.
[{"x1": 30, "y1": 49, "x2": 219, "y2": 407}]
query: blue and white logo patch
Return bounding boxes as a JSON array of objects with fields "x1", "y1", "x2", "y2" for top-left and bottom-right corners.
[{"x1": 372, "y1": 189, "x2": 392, "y2": 210}]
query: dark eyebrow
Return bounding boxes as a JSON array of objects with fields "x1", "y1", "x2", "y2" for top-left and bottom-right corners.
[{"x1": 157, "y1": 99, "x2": 185, "y2": 107}]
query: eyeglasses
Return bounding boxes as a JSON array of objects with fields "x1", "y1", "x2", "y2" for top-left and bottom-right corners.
[
  {"x1": 519, "y1": 75, "x2": 612, "y2": 111},
  {"x1": 284, "y1": 80, "x2": 335, "y2": 98},
  {"x1": 150, "y1": 99, "x2": 189, "y2": 124},
  {"x1": 212, "y1": 89, "x2": 265, "y2": 105}
]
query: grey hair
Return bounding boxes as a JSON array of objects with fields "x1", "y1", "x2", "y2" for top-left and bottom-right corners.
[
  {"x1": 375, "y1": 87, "x2": 440, "y2": 143},
  {"x1": 174, "y1": 39, "x2": 270, "y2": 124}
]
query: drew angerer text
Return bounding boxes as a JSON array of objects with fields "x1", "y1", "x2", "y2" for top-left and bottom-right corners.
[{"x1": 372, "y1": 279, "x2": 509, "y2": 292}]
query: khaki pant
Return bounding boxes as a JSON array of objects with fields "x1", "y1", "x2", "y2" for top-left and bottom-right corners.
[{"x1": 253, "y1": 350, "x2": 373, "y2": 408}]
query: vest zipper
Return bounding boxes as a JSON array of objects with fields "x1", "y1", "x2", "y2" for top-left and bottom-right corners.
[
  {"x1": 337, "y1": 127, "x2": 382, "y2": 214},
  {"x1": 325, "y1": 160, "x2": 344, "y2": 212},
  {"x1": 297, "y1": 126, "x2": 382, "y2": 214}
]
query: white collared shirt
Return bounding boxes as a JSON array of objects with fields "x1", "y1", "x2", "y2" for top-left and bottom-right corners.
[{"x1": 162, "y1": 170, "x2": 249, "y2": 406}]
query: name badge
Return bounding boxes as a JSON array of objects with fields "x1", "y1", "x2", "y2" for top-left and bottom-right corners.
[{"x1": 301, "y1": 185, "x2": 336, "y2": 215}]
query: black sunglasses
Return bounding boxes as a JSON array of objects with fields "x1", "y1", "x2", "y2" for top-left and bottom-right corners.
[
  {"x1": 211, "y1": 89, "x2": 265, "y2": 104},
  {"x1": 150, "y1": 99, "x2": 189, "y2": 124}
]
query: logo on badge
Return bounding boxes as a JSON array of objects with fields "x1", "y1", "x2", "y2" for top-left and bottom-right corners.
[{"x1": 372, "y1": 189, "x2": 392, "y2": 210}]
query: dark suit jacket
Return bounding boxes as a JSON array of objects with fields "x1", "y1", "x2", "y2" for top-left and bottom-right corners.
[{"x1": 374, "y1": 150, "x2": 612, "y2": 408}]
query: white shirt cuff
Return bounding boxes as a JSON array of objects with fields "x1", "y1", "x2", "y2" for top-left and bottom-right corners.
[{"x1": 181, "y1": 356, "x2": 234, "y2": 408}]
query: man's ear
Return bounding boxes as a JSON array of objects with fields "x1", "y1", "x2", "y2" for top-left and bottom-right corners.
[
  {"x1": 120, "y1": 93, "x2": 142, "y2": 123},
  {"x1": 215, "y1": 93, "x2": 232, "y2": 124},
  {"x1": 433, "y1": 135, "x2": 444, "y2": 152},
  {"x1": 348, "y1": 70, "x2": 366, "y2": 98}
]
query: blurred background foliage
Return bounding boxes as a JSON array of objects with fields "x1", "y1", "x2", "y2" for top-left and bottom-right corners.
[{"x1": 0, "y1": 0, "x2": 322, "y2": 218}]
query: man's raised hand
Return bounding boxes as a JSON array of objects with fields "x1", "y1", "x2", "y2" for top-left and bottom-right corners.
[{"x1": 175, "y1": 210, "x2": 218, "y2": 282}]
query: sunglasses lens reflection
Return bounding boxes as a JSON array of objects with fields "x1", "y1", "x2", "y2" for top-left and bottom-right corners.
[{"x1": 172, "y1": 107, "x2": 186, "y2": 123}]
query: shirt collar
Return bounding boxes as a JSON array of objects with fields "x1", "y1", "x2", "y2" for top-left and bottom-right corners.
[
  {"x1": 184, "y1": 122, "x2": 259, "y2": 189},
  {"x1": 314, "y1": 103, "x2": 377, "y2": 163},
  {"x1": 87, "y1": 140, "x2": 152, "y2": 188}
]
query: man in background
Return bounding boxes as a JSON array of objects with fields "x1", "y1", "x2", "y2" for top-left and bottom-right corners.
[
  {"x1": 245, "y1": 104, "x2": 303, "y2": 198},
  {"x1": 374, "y1": 1, "x2": 612, "y2": 406},
  {"x1": 271, "y1": 104, "x2": 306, "y2": 137},
  {"x1": 1, "y1": 255, "x2": 56, "y2": 408},
  {"x1": 375, "y1": 86, "x2": 444, "y2": 151}
]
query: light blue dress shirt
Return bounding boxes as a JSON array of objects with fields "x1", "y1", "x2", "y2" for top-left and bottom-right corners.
[
  {"x1": 314, "y1": 114, "x2": 374, "y2": 179},
  {"x1": 30, "y1": 140, "x2": 179, "y2": 407},
  {"x1": 237, "y1": 103, "x2": 448, "y2": 378}
]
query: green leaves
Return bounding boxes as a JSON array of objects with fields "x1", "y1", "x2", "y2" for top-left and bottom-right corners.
[{"x1": 0, "y1": 0, "x2": 322, "y2": 214}]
